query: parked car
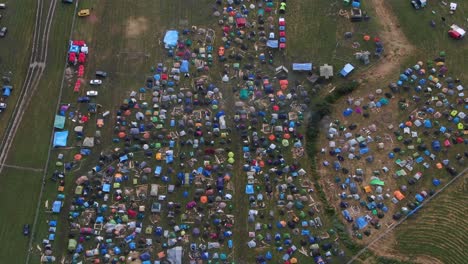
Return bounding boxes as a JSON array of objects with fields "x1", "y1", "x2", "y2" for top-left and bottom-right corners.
[
  {"x1": 0, "y1": 102, "x2": 6, "y2": 112},
  {"x1": 77, "y1": 96, "x2": 90, "y2": 103},
  {"x1": 23, "y1": 224, "x2": 30, "y2": 236},
  {"x1": 89, "y1": 79, "x2": 102, "y2": 85},
  {"x1": 95, "y1": 71, "x2": 107, "y2": 78},
  {"x1": 86, "y1": 90, "x2": 98, "y2": 97},
  {"x1": 0, "y1": 27, "x2": 7, "y2": 38},
  {"x1": 62, "y1": 0, "x2": 73, "y2": 3},
  {"x1": 0, "y1": 3, "x2": 6, "y2": 9},
  {"x1": 77, "y1": 9, "x2": 90, "y2": 17}
]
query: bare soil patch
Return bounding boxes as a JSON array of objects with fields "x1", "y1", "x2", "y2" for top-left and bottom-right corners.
[{"x1": 125, "y1": 17, "x2": 149, "y2": 38}]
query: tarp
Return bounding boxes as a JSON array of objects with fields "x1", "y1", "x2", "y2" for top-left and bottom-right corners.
[
  {"x1": 53, "y1": 131, "x2": 69, "y2": 147},
  {"x1": 292, "y1": 63, "x2": 312, "y2": 71},
  {"x1": 340, "y1": 63, "x2": 355, "y2": 77},
  {"x1": 54, "y1": 115, "x2": 66, "y2": 129},
  {"x1": 369, "y1": 179, "x2": 384, "y2": 186},
  {"x1": 164, "y1": 30, "x2": 179, "y2": 49},
  {"x1": 180, "y1": 60, "x2": 189, "y2": 73},
  {"x1": 267, "y1": 40, "x2": 279, "y2": 48}
]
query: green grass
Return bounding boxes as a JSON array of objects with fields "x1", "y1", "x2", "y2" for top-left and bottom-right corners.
[
  {"x1": 0, "y1": 168, "x2": 43, "y2": 263},
  {"x1": 388, "y1": 1, "x2": 468, "y2": 79},
  {"x1": 395, "y1": 182, "x2": 468, "y2": 263},
  {"x1": 0, "y1": 1, "x2": 75, "y2": 263},
  {"x1": 0, "y1": 0, "x2": 36, "y2": 138}
]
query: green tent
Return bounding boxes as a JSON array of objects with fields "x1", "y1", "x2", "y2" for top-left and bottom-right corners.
[
  {"x1": 54, "y1": 115, "x2": 65, "y2": 129},
  {"x1": 370, "y1": 179, "x2": 385, "y2": 186},
  {"x1": 68, "y1": 239, "x2": 77, "y2": 251}
]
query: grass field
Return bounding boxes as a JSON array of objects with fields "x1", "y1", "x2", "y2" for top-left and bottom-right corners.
[
  {"x1": 394, "y1": 181, "x2": 467, "y2": 264},
  {"x1": 388, "y1": 1, "x2": 468, "y2": 79}
]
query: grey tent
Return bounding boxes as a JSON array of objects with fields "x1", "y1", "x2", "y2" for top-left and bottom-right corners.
[
  {"x1": 167, "y1": 246, "x2": 183, "y2": 264},
  {"x1": 82, "y1": 137, "x2": 94, "y2": 147}
]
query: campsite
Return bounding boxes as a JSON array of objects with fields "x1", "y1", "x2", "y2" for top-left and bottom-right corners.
[{"x1": 0, "y1": 0, "x2": 466, "y2": 264}]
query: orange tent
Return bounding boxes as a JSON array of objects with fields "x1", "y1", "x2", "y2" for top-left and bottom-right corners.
[
  {"x1": 364, "y1": 186, "x2": 372, "y2": 193},
  {"x1": 405, "y1": 121, "x2": 412, "y2": 127},
  {"x1": 283, "y1": 133, "x2": 291, "y2": 139},
  {"x1": 118, "y1": 132, "x2": 126, "y2": 138},
  {"x1": 394, "y1": 190, "x2": 405, "y2": 201},
  {"x1": 363, "y1": 35, "x2": 370, "y2": 41},
  {"x1": 157, "y1": 251, "x2": 166, "y2": 259},
  {"x1": 74, "y1": 154, "x2": 82, "y2": 161},
  {"x1": 268, "y1": 134, "x2": 276, "y2": 141},
  {"x1": 436, "y1": 163, "x2": 443, "y2": 169},
  {"x1": 200, "y1": 196, "x2": 208, "y2": 204}
]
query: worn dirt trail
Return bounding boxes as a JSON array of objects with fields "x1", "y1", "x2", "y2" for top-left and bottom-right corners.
[{"x1": 359, "y1": 0, "x2": 415, "y2": 83}]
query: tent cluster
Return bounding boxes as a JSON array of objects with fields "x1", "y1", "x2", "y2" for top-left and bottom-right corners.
[{"x1": 319, "y1": 54, "x2": 467, "y2": 237}]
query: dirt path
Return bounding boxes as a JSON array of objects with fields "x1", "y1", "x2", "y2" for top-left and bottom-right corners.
[{"x1": 359, "y1": 0, "x2": 415, "y2": 82}]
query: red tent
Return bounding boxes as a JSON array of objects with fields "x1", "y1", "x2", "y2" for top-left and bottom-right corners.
[
  {"x1": 236, "y1": 17, "x2": 246, "y2": 28},
  {"x1": 127, "y1": 209, "x2": 137, "y2": 218},
  {"x1": 78, "y1": 65, "x2": 85, "y2": 77},
  {"x1": 73, "y1": 80, "x2": 81, "y2": 92},
  {"x1": 279, "y1": 43, "x2": 286, "y2": 49},
  {"x1": 161, "y1": 74, "x2": 168, "y2": 80},
  {"x1": 68, "y1": 53, "x2": 76, "y2": 63},
  {"x1": 78, "y1": 53, "x2": 86, "y2": 64},
  {"x1": 72, "y1": 40, "x2": 86, "y2": 46},
  {"x1": 279, "y1": 19, "x2": 286, "y2": 26},
  {"x1": 279, "y1": 31, "x2": 286, "y2": 37}
]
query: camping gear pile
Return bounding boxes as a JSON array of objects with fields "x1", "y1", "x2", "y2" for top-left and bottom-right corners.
[{"x1": 319, "y1": 54, "x2": 467, "y2": 238}]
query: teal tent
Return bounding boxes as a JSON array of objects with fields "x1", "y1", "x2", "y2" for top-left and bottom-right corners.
[{"x1": 54, "y1": 115, "x2": 66, "y2": 129}]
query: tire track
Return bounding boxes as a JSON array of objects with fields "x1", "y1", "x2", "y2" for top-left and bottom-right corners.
[{"x1": 0, "y1": 0, "x2": 57, "y2": 175}]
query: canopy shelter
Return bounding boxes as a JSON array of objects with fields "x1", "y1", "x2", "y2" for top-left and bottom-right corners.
[
  {"x1": 292, "y1": 63, "x2": 312, "y2": 71},
  {"x1": 320, "y1": 64, "x2": 334, "y2": 79}
]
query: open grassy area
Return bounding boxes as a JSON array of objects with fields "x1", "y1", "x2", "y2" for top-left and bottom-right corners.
[
  {"x1": 0, "y1": 0, "x2": 36, "y2": 137},
  {"x1": 0, "y1": 1, "x2": 75, "y2": 262},
  {"x1": 395, "y1": 181, "x2": 467, "y2": 264},
  {"x1": 388, "y1": 1, "x2": 468, "y2": 79}
]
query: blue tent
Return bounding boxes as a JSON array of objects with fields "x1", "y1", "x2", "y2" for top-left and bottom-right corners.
[
  {"x1": 2, "y1": 86, "x2": 11, "y2": 97},
  {"x1": 292, "y1": 63, "x2": 312, "y2": 71},
  {"x1": 424, "y1": 119, "x2": 432, "y2": 128},
  {"x1": 245, "y1": 184, "x2": 254, "y2": 194},
  {"x1": 163, "y1": 30, "x2": 179, "y2": 49},
  {"x1": 432, "y1": 179, "x2": 441, "y2": 186},
  {"x1": 340, "y1": 63, "x2": 355, "y2": 77},
  {"x1": 356, "y1": 216, "x2": 368, "y2": 229},
  {"x1": 432, "y1": 140, "x2": 441, "y2": 151},
  {"x1": 415, "y1": 194, "x2": 424, "y2": 202},
  {"x1": 180, "y1": 60, "x2": 189, "y2": 73},
  {"x1": 52, "y1": 200, "x2": 62, "y2": 213},
  {"x1": 53, "y1": 131, "x2": 69, "y2": 147}
]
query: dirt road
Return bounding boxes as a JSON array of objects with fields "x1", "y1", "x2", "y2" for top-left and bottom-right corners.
[{"x1": 359, "y1": 0, "x2": 415, "y2": 82}]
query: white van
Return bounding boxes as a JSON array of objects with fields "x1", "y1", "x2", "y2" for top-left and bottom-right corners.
[{"x1": 0, "y1": 3, "x2": 6, "y2": 9}]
